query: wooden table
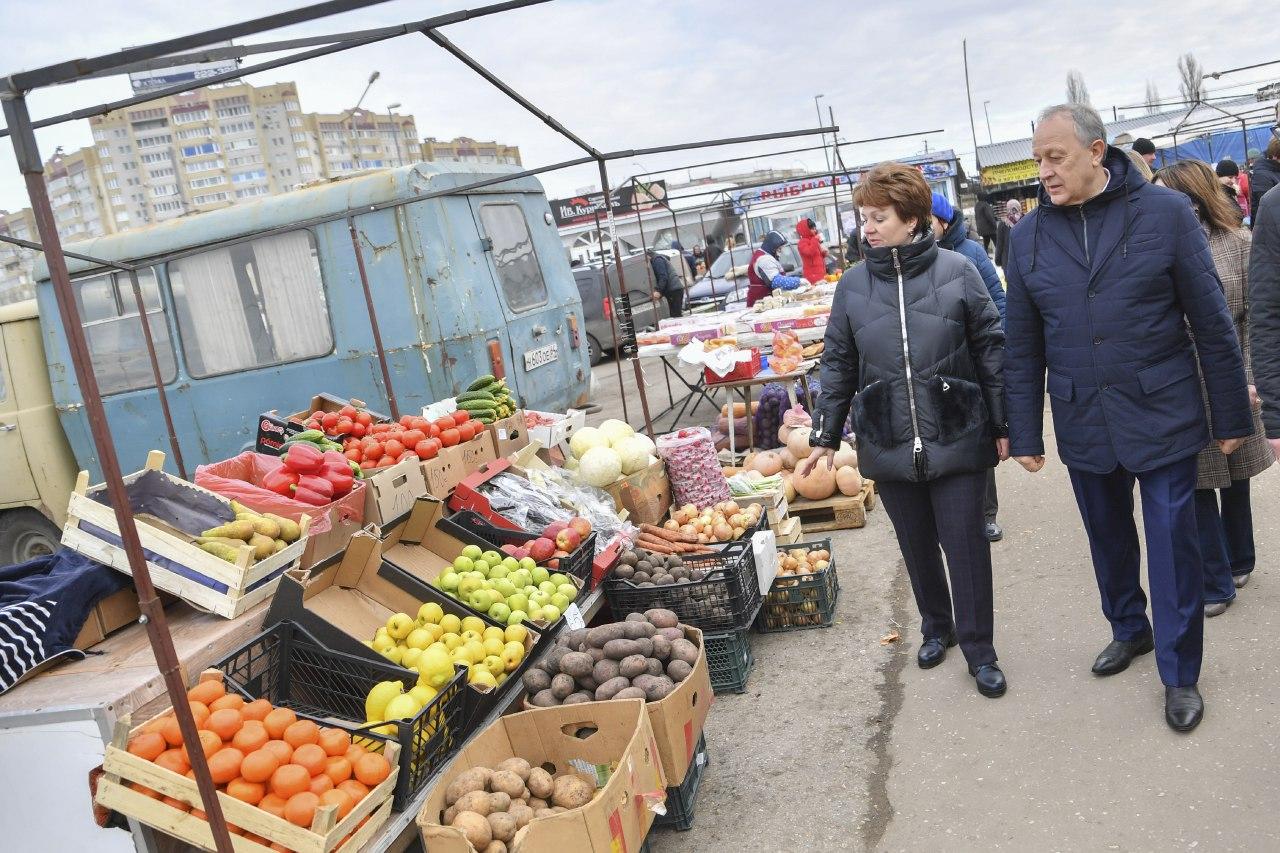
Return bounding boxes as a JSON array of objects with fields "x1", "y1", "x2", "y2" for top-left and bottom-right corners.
[{"x1": 708, "y1": 360, "x2": 819, "y2": 456}]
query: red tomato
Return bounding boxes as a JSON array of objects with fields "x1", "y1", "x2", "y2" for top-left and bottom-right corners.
[
  {"x1": 456, "y1": 422, "x2": 475, "y2": 442},
  {"x1": 408, "y1": 417, "x2": 429, "y2": 432},
  {"x1": 452, "y1": 410, "x2": 471, "y2": 425},
  {"x1": 350, "y1": 422, "x2": 367, "y2": 438},
  {"x1": 339, "y1": 405, "x2": 358, "y2": 419},
  {"x1": 399, "y1": 416, "x2": 415, "y2": 429},
  {"x1": 436, "y1": 415, "x2": 456, "y2": 431},
  {"x1": 370, "y1": 424, "x2": 392, "y2": 435},
  {"x1": 427, "y1": 423, "x2": 441, "y2": 439},
  {"x1": 414, "y1": 439, "x2": 439, "y2": 460},
  {"x1": 400, "y1": 429, "x2": 425, "y2": 448},
  {"x1": 344, "y1": 449, "x2": 362, "y2": 463},
  {"x1": 335, "y1": 418, "x2": 353, "y2": 435},
  {"x1": 363, "y1": 443, "x2": 384, "y2": 462},
  {"x1": 321, "y1": 412, "x2": 340, "y2": 431},
  {"x1": 376, "y1": 456, "x2": 397, "y2": 468},
  {"x1": 355, "y1": 412, "x2": 373, "y2": 427},
  {"x1": 440, "y1": 428, "x2": 460, "y2": 448},
  {"x1": 383, "y1": 439, "x2": 405, "y2": 458}
]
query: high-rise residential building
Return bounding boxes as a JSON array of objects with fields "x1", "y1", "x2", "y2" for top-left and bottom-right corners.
[
  {"x1": 421, "y1": 137, "x2": 522, "y2": 167},
  {"x1": 307, "y1": 108, "x2": 419, "y2": 178},
  {"x1": 0, "y1": 208, "x2": 40, "y2": 304},
  {"x1": 44, "y1": 147, "x2": 117, "y2": 240}
]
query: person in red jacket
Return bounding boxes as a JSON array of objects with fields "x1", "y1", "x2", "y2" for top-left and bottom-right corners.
[{"x1": 796, "y1": 218, "x2": 828, "y2": 283}]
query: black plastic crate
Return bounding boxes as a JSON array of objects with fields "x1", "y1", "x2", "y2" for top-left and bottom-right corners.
[
  {"x1": 214, "y1": 620, "x2": 468, "y2": 809},
  {"x1": 606, "y1": 541, "x2": 761, "y2": 632},
  {"x1": 755, "y1": 539, "x2": 840, "y2": 633},
  {"x1": 438, "y1": 509, "x2": 599, "y2": 591},
  {"x1": 653, "y1": 733, "x2": 709, "y2": 831},
  {"x1": 704, "y1": 625, "x2": 755, "y2": 694}
]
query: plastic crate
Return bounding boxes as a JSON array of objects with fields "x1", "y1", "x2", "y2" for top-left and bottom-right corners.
[
  {"x1": 653, "y1": 734, "x2": 709, "y2": 831},
  {"x1": 755, "y1": 539, "x2": 840, "y2": 633},
  {"x1": 704, "y1": 625, "x2": 755, "y2": 694},
  {"x1": 214, "y1": 620, "x2": 468, "y2": 809},
  {"x1": 606, "y1": 541, "x2": 761, "y2": 632},
  {"x1": 438, "y1": 509, "x2": 599, "y2": 591}
]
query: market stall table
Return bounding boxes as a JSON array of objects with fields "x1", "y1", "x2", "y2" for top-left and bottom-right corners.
[{"x1": 709, "y1": 359, "x2": 819, "y2": 456}]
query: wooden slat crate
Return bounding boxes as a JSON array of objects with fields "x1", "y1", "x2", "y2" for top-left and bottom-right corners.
[
  {"x1": 786, "y1": 482, "x2": 875, "y2": 532},
  {"x1": 63, "y1": 451, "x2": 311, "y2": 619}
]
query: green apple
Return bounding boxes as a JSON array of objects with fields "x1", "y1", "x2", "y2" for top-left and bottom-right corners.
[
  {"x1": 457, "y1": 576, "x2": 483, "y2": 598},
  {"x1": 471, "y1": 559, "x2": 490, "y2": 577},
  {"x1": 556, "y1": 583, "x2": 578, "y2": 601},
  {"x1": 550, "y1": 592, "x2": 570, "y2": 612},
  {"x1": 528, "y1": 607, "x2": 545, "y2": 622},
  {"x1": 523, "y1": 585, "x2": 538, "y2": 596},
  {"x1": 519, "y1": 557, "x2": 537, "y2": 571},
  {"x1": 452, "y1": 555, "x2": 474, "y2": 573},
  {"x1": 507, "y1": 609, "x2": 528, "y2": 626},
  {"x1": 549, "y1": 573, "x2": 571, "y2": 588},
  {"x1": 461, "y1": 544, "x2": 483, "y2": 560},
  {"x1": 492, "y1": 579, "x2": 516, "y2": 598},
  {"x1": 529, "y1": 590, "x2": 551, "y2": 609},
  {"x1": 482, "y1": 550, "x2": 503, "y2": 566},
  {"x1": 507, "y1": 593, "x2": 529, "y2": 615},
  {"x1": 438, "y1": 572, "x2": 461, "y2": 592},
  {"x1": 510, "y1": 569, "x2": 532, "y2": 588},
  {"x1": 489, "y1": 602, "x2": 511, "y2": 624},
  {"x1": 531, "y1": 566, "x2": 550, "y2": 585},
  {"x1": 469, "y1": 588, "x2": 494, "y2": 611},
  {"x1": 488, "y1": 565, "x2": 509, "y2": 580},
  {"x1": 540, "y1": 604, "x2": 561, "y2": 623},
  {"x1": 502, "y1": 557, "x2": 520, "y2": 570},
  {"x1": 538, "y1": 581, "x2": 557, "y2": 595}
]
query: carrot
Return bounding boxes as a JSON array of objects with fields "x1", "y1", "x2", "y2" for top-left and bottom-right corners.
[
  {"x1": 636, "y1": 535, "x2": 676, "y2": 554},
  {"x1": 641, "y1": 523, "x2": 698, "y2": 544}
]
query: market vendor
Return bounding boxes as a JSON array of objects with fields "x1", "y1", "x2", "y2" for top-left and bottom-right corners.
[
  {"x1": 746, "y1": 230, "x2": 805, "y2": 306},
  {"x1": 796, "y1": 217, "x2": 828, "y2": 283}
]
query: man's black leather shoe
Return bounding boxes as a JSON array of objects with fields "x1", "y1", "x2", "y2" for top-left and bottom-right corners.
[
  {"x1": 917, "y1": 633, "x2": 956, "y2": 669},
  {"x1": 1165, "y1": 685, "x2": 1203, "y2": 732},
  {"x1": 970, "y1": 663, "x2": 1007, "y2": 698},
  {"x1": 1091, "y1": 635, "x2": 1155, "y2": 676}
]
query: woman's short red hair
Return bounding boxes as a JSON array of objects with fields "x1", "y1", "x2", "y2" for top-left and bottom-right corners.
[{"x1": 853, "y1": 162, "x2": 932, "y2": 232}]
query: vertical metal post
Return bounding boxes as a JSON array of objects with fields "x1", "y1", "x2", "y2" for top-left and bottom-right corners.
[
  {"x1": 630, "y1": 190, "x2": 672, "y2": 408},
  {"x1": 125, "y1": 269, "x2": 187, "y2": 479},
  {"x1": 592, "y1": 208, "x2": 629, "y2": 424},
  {"x1": 598, "y1": 160, "x2": 654, "y2": 439},
  {"x1": 2, "y1": 96, "x2": 235, "y2": 853},
  {"x1": 828, "y1": 170, "x2": 843, "y2": 267},
  {"x1": 348, "y1": 218, "x2": 400, "y2": 419}
]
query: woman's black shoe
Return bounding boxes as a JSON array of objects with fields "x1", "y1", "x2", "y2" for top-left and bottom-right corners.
[
  {"x1": 917, "y1": 633, "x2": 957, "y2": 669},
  {"x1": 970, "y1": 663, "x2": 1007, "y2": 697}
]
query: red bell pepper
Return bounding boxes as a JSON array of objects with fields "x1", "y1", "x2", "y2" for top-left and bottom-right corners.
[
  {"x1": 318, "y1": 450, "x2": 355, "y2": 497},
  {"x1": 291, "y1": 473, "x2": 334, "y2": 506},
  {"x1": 282, "y1": 442, "x2": 325, "y2": 474},
  {"x1": 262, "y1": 466, "x2": 301, "y2": 496}
]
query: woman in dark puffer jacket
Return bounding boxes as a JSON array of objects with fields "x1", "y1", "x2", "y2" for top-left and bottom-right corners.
[{"x1": 802, "y1": 162, "x2": 1010, "y2": 697}]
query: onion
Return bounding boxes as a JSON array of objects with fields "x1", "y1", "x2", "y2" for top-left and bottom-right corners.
[{"x1": 712, "y1": 522, "x2": 733, "y2": 540}]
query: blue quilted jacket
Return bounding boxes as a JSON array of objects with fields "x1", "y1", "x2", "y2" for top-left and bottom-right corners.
[{"x1": 1004, "y1": 146, "x2": 1253, "y2": 474}]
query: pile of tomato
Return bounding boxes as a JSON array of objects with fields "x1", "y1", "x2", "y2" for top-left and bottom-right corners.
[{"x1": 338, "y1": 412, "x2": 482, "y2": 470}]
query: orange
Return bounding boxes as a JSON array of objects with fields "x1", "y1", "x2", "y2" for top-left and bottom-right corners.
[
  {"x1": 309, "y1": 773, "x2": 334, "y2": 795},
  {"x1": 190, "y1": 808, "x2": 207, "y2": 820},
  {"x1": 337, "y1": 779, "x2": 369, "y2": 803},
  {"x1": 319, "y1": 788, "x2": 356, "y2": 819},
  {"x1": 226, "y1": 777, "x2": 266, "y2": 806},
  {"x1": 207, "y1": 747, "x2": 244, "y2": 785},
  {"x1": 258, "y1": 793, "x2": 287, "y2": 818},
  {"x1": 188, "y1": 701, "x2": 211, "y2": 727},
  {"x1": 284, "y1": 791, "x2": 320, "y2": 827},
  {"x1": 128, "y1": 782, "x2": 162, "y2": 800},
  {"x1": 240, "y1": 749, "x2": 280, "y2": 784},
  {"x1": 291, "y1": 743, "x2": 327, "y2": 776},
  {"x1": 242, "y1": 698, "x2": 273, "y2": 722},
  {"x1": 127, "y1": 732, "x2": 166, "y2": 761},
  {"x1": 209, "y1": 693, "x2": 245, "y2": 713},
  {"x1": 154, "y1": 749, "x2": 190, "y2": 776},
  {"x1": 263, "y1": 707, "x2": 297, "y2": 740},
  {"x1": 231, "y1": 722, "x2": 270, "y2": 753},
  {"x1": 206, "y1": 708, "x2": 244, "y2": 741},
  {"x1": 160, "y1": 795, "x2": 189, "y2": 813},
  {"x1": 269, "y1": 763, "x2": 310, "y2": 799},
  {"x1": 243, "y1": 834, "x2": 270, "y2": 847},
  {"x1": 262, "y1": 739, "x2": 293, "y2": 764},
  {"x1": 323, "y1": 756, "x2": 352, "y2": 785},
  {"x1": 159, "y1": 716, "x2": 185, "y2": 748},
  {"x1": 282, "y1": 719, "x2": 320, "y2": 749},
  {"x1": 271, "y1": 844, "x2": 291, "y2": 852},
  {"x1": 317, "y1": 728, "x2": 351, "y2": 758},
  {"x1": 187, "y1": 679, "x2": 225, "y2": 706},
  {"x1": 343, "y1": 744, "x2": 367, "y2": 766},
  {"x1": 186, "y1": 729, "x2": 221, "y2": 761},
  {"x1": 353, "y1": 753, "x2": 391, "y2": 787}
]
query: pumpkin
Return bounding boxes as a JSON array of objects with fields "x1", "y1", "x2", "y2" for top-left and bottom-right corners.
[
  {"x1": 778, "y1": 448, "x2": 798, "y2": 470},
  {"x1": 778, "y1": 424, "x2": 793, "y2": 445},
  {"x1": 836, "y1": 465, "x2": 863, "y2": 496},
  {"x1": 785, "y1": 427, "x2": 814, "y2": 461},
  {"x1": 833, "y1": 443, "x2": 858, "y2": 470},
  {"x1": 750, "y1": 451, "x2": 784, "y2": 476},
  {"x1": 792, "y1": 460, "x2": 837, "y2": 500}
]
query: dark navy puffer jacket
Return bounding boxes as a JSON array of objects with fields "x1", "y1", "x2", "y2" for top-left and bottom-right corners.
[
  {"x1": 1004, "y1": 146, "x2": 1253, "y2": 474},
  {"x1": 811, "y1": 233, "x2": 1006, "y2": 483}
]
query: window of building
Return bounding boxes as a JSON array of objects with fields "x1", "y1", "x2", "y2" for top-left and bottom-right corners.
[
  {"x1": 232, "y1": 169, "x2": 267, "y2": 183},
  {"x1": 151, "y1": 185, "x2": 179, "y2": 197},
  {"x1": 284, "y1": 100, "x2": 300, "y2": 112},
  {"x1": 171, "y1": 109, "x2": 209, "y2": 124},
  {"x1": 72, "y1": 268, "x2": 176, "y2": 395},
  {"x1": 110, "y1": 194, "x2": 124, "y2": 205},
  {"x1": 299, "y1": 162, "x2": 314, "y2": 176},
  {"x1": 153, "y1": 200, "x2": 183, "y2": 212},
  {"x1": 177, "y1": 126, "x2": 212, "y2": 140},
  {"x1": 127, "y1": 108, "x2": 165, "y2": 121},
  {"x1": 189, "y1": 175, "x2": 226, "y2": 189},
  {"x1": 105, "y1": 177, "x2": 120, "y2": 189},
  {"x1": 235, "y1": 185, "x2": 270, "y2": 199},
  {"x1": 136, "y1": 135, "x2": 172, "y2": 149},
  {"x1": 216, "y1": 104, "x2": 252, "y2": 119},
  {"x1": 115, "y1": 211, "x2": 129, "y2": 223},
  {"x1": 93, "y1": 129, "x2": 107, "y2": 141},
  {"x1": 192, "y1": 191, "x2": 229, "y2": 204},
  {"x1": 226, "y1": 138, "x2": 258, "y2": 151},
  {"x1": 131, "y1": 118, "x2": 169, "y2": 132},
  {"x1": 141, "y1": 151, "x2": 172, "y2": 164},
  {"x1": 291, "y1": 132, "x2": 308, "y2": 143},
  {"x1": 288, "y1": 115, "x2": 302, "y2": 128},
  {"x1": 147, "y1": 167, "x2": 175, "y2": 180},
  {"x1": 181, "y1": 142, "x2": 220, "y2": 157},
  {"x1": 185, "y1": 159, "x2": 225, "y2": 174},
  {"x1": 100, "y1": 162, "x2": 115, "y2": 174},
  {"x1": 294, "y1": 147, "x2": 311, "y2": 159},
  {"x1": 219, "y1": 120, "x2": 256, "y2": 136},
  {"x1": 97, "y1": 146, "x2": 110, "y2": 157},
  {"x1": 229, "y1": 154, "x2": 263, "y2": 167},
  {"x1": 479, "y1": 204, "x2": 547, "y2": 312},
  {"x1": 117, "y1": 145, "x2": 132, "y2": 154},
  {"x1": 121, "y1": 162, "x2": 137, "y2": 171},
  {"x1": 168, "y1": 230, "x2": 331, "y2": 378}
]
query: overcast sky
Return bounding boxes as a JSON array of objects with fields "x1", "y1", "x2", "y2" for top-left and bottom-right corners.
[{"x1": 1, "y1": 0, "x2": 1275, "y2": 216}]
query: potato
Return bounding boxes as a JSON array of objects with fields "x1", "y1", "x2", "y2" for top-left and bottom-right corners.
[
  {"x1": 561, "y1": 628, "x2": 590, "y2": 650},
  {"x1": 550, "y1": 673, "x2": 576, "y2": 700},
  {"x1": 624, "y1": 612, "x2": 647, "y2": 622},
  {"x1": 521, "y1": 669, "x2": 551, "y2": 694},
  {"x1": 588, "y1": 646, "x2": 606, "y2": 663},
  {"x1": 531, "y1": 689, "x2": 559, "y2": 707},
  {"x1": 455, "y1": 790, "x2": 493, "y2": 817},
  {"x1": 576, "y1": 674, "x2": 598, "y2": 693},
  {"x1": 622, "y1": 620, "x2": 655, "y2": 640},
  {"x1": 614, "y1": 686, "x2": 647, "y2": 700},
  {"x1": 491, "y1": 770, "x2": 526, "y2": 799},
  {"x1": 644, "y1": 608, "x2": 679, "y2": 628},
  {"x1": 488, "y1": 811, "x2": 517, "y2": 843},
  {"x1": 534, "y1": 808, "x2": 558, "y2": 819},
  {"x1": 603, "y1": 639, "x2": 641, "y2": 661},
  {"x1": 508, "y1": 801, "x2": 535, "y2": 829},
  {"x1": 586, "y1": 624, "x2": 626, "y2": 648},
  {"x1": 595, "y1": 676, "x2": 632, "y2": 700},
  {"x1": 527, "y1": 767, "x2": 554, "y2": 800},
  {"x1": 651, "y1": 635, "x2": 672, "y2": 661},
  {"x1": 667, "y1": 659, "x2": 693, "y2": 682},
  {"x1": 617, "y1": 654, "x2": 648, "y2": 679},
  {"x1": 670, "y1": 638, "x2": 699, "y2": 667},
  {"x1": 592, "y1": 658, "x2": 620, "y2": 684},
  {"x1": 451, "y1": 811, "x2": 492, "y2": 850},
  {"x1": 633, "y1": 637, "x2": 654, "y2": 658},
  {"x1": 443, "y1": 804, "x2": 458, "y2": 825},
  {"x1": 552, "y1": 774, "x2": 597, "y2": 809},
  {"x1": 483, "y1": 843, "x2": 507, "y2": 853},
  {"x1": 445, "y1": 768, "x2": 493, "y2": 806},
  {"x1": 559, "y1": 652, "x2": 594, "y2": 678},
  {"x1": 496, "y1": 757, "x2": 531, "y2": 782},
  {"x1": 563, "y1": 691, "x2": 593, "y2": 704},
  {"x1": 489, "y1": 791, "x2": 512, "y2": 813},
  {"x1": 656, "y1": 627, "x2": 685, "y2": 641},
  {"x1": 643, "y1": 676, "x2": 676, "y2": 701},
  {"x1": 528, "y1": 797, "x2": 549, "y2": 811},
  {"x1": 540, "y1": 645, "x2": 571, "y2": 674},
  {"x1": 646, "y1": 658, "x2": 665, "y2": 677}
]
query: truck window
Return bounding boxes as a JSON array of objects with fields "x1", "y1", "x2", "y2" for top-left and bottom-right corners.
[
  {"x1": 168, "y1": 230, "x2": 333, "y2": 378},
  {"x1": 72, "y1": 269, "x2": 178, "y2": 395},
  {"x1": 480, "y1": 203, "x2": 548, "y2": 312}
]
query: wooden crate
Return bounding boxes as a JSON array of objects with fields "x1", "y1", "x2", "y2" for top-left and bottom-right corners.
[
  {"x1": 95, "y1": 673, "x2": 398, "y2": 853},
  {"x1": 738, "y1": 490, "x2": 789, "y2": 524},
  {"x1": 773, "y1": 515, "x2": 803, "y2": 544},
  {"x1": 63, "y1": 451, "x2": 311, "y2": 619},
  {"x1": 786, "y1": 486, "x2": 871, "y2": 532}
]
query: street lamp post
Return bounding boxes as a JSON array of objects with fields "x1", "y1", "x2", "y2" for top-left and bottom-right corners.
[
  {"x1": 814, "y1": 94, "x2": 829, "y2": 172},
  {"x1": 386, "y1": 102, "x2": 404, "y2": 167},
  {"x1": 983, "y1": 99, "x2": 993, "y2": 145},
  {"x1": 344, "y1": 70, "x2": 380, "y2": 173}
]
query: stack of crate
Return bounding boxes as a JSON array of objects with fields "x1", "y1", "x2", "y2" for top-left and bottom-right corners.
[{"x1": 735, "y1": 489, "x2": 802, "y2": 545}]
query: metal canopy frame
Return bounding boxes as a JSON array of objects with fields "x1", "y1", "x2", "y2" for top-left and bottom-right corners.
[{"x1": 0, "y1": 3, "x2": 840, "y2": 849}]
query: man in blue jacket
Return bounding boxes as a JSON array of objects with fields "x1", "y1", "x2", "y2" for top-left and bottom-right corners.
[
  {"x1": 930, "y1": 192, "x2": 1008, "y2": 542},
  {"x1": 1004, "y1": 103, "x2": 1253, "y2": 733}
]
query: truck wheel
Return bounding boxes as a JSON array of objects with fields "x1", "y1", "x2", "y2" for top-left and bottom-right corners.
[
  {"x1": 587, "y1": 334, "x2": 606, "y2": 367},
  {"x1": 0, "y1": 509, "x2": 62, "y2": 565}
]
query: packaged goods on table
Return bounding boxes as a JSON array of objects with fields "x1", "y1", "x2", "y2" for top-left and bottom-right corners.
[
  {"x1": 656, "y1": 427, "x2": 730, "y2": 509},
  {"x1": 474, "y1": 469, "x2": 629, "y2": 557}
]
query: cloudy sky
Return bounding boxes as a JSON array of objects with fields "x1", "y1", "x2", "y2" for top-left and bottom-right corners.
[{"x1": 0, "y1": 0, "x2": 1275, "y2": 215}]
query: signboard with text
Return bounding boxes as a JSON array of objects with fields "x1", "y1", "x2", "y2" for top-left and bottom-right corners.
[
  {"x1": 731, "y1": 160, "x2": 958, "y2": 212},
  {"x1": 128, "y1": 41, "x2": 238, "y2": 93},
  {"x1": 550, "y1": 179, "x2": 668, "y2": 228}
]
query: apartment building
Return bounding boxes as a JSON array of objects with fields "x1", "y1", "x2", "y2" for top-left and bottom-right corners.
[
  {"x1": 0, "y1": 208, "x2": 39, "y2": 304},
  {"x1": 44, "y1": 147, "x2": 117, "y2": 240},
  {"x1": 421, "y1": 137, "x2": 522, "y2": 167},
  {"x1": 307, "y1": 108, "x2": 419, "y2": 177}
]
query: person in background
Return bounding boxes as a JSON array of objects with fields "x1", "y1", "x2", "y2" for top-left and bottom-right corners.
[
  {"x1": 647, "y1": 248, "x2": 684, "y2": 318},
  {"x1": 804, "y1": 162, "x2": 1008, "y2": 698},
  {"x1": 1238, "y1": 155, "x2": 1254, "y2": 220},
  {"x1": 1249, "y1": 137, "x2": 1280, "y2": 219},
  {"x1": 974, "y1": 193, "x2": 998, "y2": 254},
  {"x1": 670, "y1": 241, "x2": 696, "y2": 279},
  {"x1": 692, "y1": 244, "x2": 706, "y2": 277},
  {"x1": 796, "y1": 217, "x2": 828, "y2": 283},
  {"x1": 705, "y1": 236, "x2": 723, "y2": 268},
  {"x1": 1215, "y1": 160, "x2": 1245, "y2": 216},
  {"x1": 1125, "y1": 148, "x2": 1153, "y2": 182},
  {"x1": 930, "y1": 192, "x2": 1008, "y2": 542},
  {"x1": 1005, "y1": 103, "x2": 1252, "y2": 733},
  {"x1": 1132, "y1": 137, "x2": 1157, "y2": 168},
  {"x1": 745, "y1": 230, "x2": 805, "y2": 306},
  {"x1": 1250, "y1": 187, "x2": 1280, "y2": 463},
  {"x1": 1154, "y1": 160, "x2": 1272, "y2": 614},
  {"x1": 995, "y1": 198, "x2": 1023, "y2": 270}
]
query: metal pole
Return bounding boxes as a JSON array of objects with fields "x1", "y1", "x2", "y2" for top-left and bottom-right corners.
[
  {"x1": 598, "y1": 160, "x2": 654, "y2": 439},
  {"x1": 631, "y1": 190, "x2": 672, "y2": 408},
  {"x1": 963, "y1": 39, "x2": 982, "y2": 175},
  {"x1": 387, "y1": 105, "x2": 405, "y2": 167},
  {"x1": 592, "y1": 207, "x2": 629, "y2": 424},
  {"x1": 2, "y1": 95, "x2": 235, "y2": 853},
  {"x1": 983, "y1": 100, "x2": 993, "y2": 144},
  {"x1": 348, "y1": 219, "x2": 401, "y2": 419},
  {"x1": 126, "y1": 269, "x2": 187, "y2": 479},
  {"x1": 828, "y1": 170, "x2": 843, "y2": 267},
  {"x1": 814, "y1": 94, "x2": 830, "y2": 173}
]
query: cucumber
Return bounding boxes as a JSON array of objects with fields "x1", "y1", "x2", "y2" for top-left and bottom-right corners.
[
  {"x1": 467, "y1": 375, "x2": 497, "y2": 392},
  {"x1": 456, "y1": 390, "x2": 496, "y2": 404},
  {"x1": 291, "y1": 429, "x2": 326, "y2": 443}
]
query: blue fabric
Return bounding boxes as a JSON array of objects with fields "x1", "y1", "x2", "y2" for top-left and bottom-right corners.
[
  {"x1": 930, "y1": 192, "x2": 955, "y2": 223},
  {"x1": 1069, "y1": 456, "x2": 1203, "y2": 687},
  {"x1": 937, "y1": 211, "x2": 1007, "y2": 324},
  {"x1": 1004, "y1": 145, "x2": 1253, "y2": 474},
  {"x1": 761, "y1": 230, "x2": 788, "y2": 257}
]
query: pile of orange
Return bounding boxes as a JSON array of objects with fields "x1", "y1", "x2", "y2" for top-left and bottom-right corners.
[{"x1": 124, "y1": 677, "x2": 393, "y2": 851}]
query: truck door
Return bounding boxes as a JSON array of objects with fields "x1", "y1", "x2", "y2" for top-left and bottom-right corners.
[{"x1": 0, "y1": 326, "x2": 40, "y2": 505}]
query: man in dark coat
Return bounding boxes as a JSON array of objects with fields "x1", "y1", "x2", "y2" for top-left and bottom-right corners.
[
  {"x1": 973, "y1": 194, "x2": 998, "y2": 254},
  {"x1": 1250, "y1": 185, "x2": 1280, "y2": 462},
  {"x1": 1005, "y1": 103, "x2": 1253, "y2": 733},
  {"x1": 647, "y1": 249, "x2": 683, "y2": 318},
  {"x1": 1248, "y1": 137, "x2": 1280, "y2": 222}
]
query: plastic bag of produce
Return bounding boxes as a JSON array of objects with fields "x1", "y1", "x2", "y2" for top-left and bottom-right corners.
[
  {"x1": 656, "y1": 427, "x2": 729, "y2": 508},
  {"x1": 771, "y1": 329, "x2": 803, "y2": 374},
  {"x1": 477, "y1": 470, "x2": 630, "y2": 555},
  {"x1": 753, "y1": 383, "x2": 789, "y2": 449},
  {"x1": 194, "y1": 452, "x2": 365, "y2": 534}
]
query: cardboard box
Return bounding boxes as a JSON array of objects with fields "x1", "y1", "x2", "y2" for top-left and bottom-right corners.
[
  {"x1": 422, "y1": 452, "x2": 464, "y2": 500},
  {"x1": 487, "y1": 410, "x2": 530, "y2": 459},
  {"x1": 363, "y1": 455, "x2": 428, "y2": 527},
  {"x1": 602, "y1": 459, "x2": 672, "y2": 527},
  {"x1": 73, "y1": 584, "x2": 142, "y2": 650},
  {"x1": 299, "y1": 484, "x2": 368, "y2": 570},
  {"x1": 416, "y1": 700, "x2": 664, "y2": 853},
  {"x1": 526, "y1": 409, "x2": 585, "y2": 454},
  {"x1": 457, "y1": 434, "x2": 497, "y2": 473},
  {"x1": 647, "y1": 626, "x2": 713, "y2": 786},
  {"x1": 254, "y1": 393, "x2": 388, "y2": 453}
]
